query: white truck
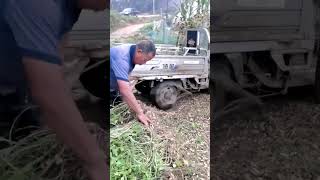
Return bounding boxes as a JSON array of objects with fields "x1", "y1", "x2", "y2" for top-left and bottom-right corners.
[{"x1": 130, "y1": 28, "x2": 210, "y2": 109}]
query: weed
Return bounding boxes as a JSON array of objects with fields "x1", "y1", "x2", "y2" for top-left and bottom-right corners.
[{"x1": 110, "y1": 104, "x2": 166, "y2": 180}]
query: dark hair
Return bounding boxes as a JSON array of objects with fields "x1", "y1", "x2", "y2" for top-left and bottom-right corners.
[{"x1": 136, "y1": 40, "x2": 156, "y2": 56}]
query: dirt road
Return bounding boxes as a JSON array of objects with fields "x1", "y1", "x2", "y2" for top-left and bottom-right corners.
[{"x1": 111, "y1": 23, "x2": 148, "y2": 39}]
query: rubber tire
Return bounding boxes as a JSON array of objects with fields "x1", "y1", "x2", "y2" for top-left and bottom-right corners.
[
  {"x1": 315, "y1": 56, "x2": 320, "y2": 103},
  {"x1": 135, "y1": 81, "x2": 152, "y2": 95},
  {"x1": 150, "y1": 81, "x2": 179, "y2": 110}
]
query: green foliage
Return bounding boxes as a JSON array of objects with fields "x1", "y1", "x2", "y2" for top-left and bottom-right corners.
[
  {"x1": 138, "y1": 23, "x2": 178, "y2": 45},
  {"x1": 152, "y1": 31, "x2": 178, "y2": 45},
  {"x1": 110, "y1": 103, "x2": 134, "y2": 126},
  {"x1": 117, "y1": 23, "x2": 178, "y2": 45},
  {"x1": 138, "y1": 23, "x2": 154, "y2": 35},
  {"x1": 110, "y1": 104, "x2": 166, "y2": 180},
  {"x1": 172, "y1": 0, "x2": 210, "y2": 44}
]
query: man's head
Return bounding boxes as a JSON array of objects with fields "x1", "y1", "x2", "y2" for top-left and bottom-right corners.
[
  {"x1": 134, "y1": 40, "x2": 156, "y2": 65},
  {"x1": 77, "y1": 0, "x2": 109, "y2": 11}
]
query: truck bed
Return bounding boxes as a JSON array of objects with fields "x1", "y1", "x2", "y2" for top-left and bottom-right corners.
[
  {"x1": 68, "y1": 10, "x2": 108, "y2": 47},
  {"x1": 211, "y1": 0, "x2": 313, "y2": 42},
  {"x1": 131, "y1": 55, "x2": 208, "y2": 78}
]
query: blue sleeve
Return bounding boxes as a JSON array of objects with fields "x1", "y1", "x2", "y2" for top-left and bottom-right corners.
[
  {"x1": 4, "y1": 0, "x2": 62, "y2": 65},
  {"x1": 111, "y1": 56, "x2": 130, "y2": 82}
]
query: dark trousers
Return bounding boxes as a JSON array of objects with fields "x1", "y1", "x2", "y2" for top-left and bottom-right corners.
[{"x1": 110, "y1": 90, "x2": 122, "y2": 106}]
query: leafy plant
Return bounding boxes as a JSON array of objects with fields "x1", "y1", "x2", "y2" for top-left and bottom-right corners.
[{"x1": 110, "y1": 104, "x2": 166, "y2": 180}]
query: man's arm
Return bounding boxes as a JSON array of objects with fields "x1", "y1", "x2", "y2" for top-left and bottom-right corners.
[
  {"x1": 117, "y1": 80, "x2": 151, "y2": 126},
  {"x1": 4, "y1": 1, "x2": 107, "y2": 179},
  {"x1": 22, "y1": 58, "x2": 107, "y2": 180},
  {"x1": 58, "y1": 34, "x2": 69, "y2": 60}
]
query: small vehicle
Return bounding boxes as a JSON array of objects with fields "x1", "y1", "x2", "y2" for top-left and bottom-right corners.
[
  {"x1": 120, "y1": 8, "x2": 140, "y2": 16},
  {"x1": 130, "y1": 28, "x2": 210, "y2": 110}
]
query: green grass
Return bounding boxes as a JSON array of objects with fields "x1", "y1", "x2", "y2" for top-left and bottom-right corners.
[{"x1": 110, "y1": 103, "x2": 166, "y2": 180}]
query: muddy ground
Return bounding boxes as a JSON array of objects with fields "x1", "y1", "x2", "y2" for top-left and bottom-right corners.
[
  {"x1": 211, "y1": 86, "x2": 320, "y2": 180},
  {"x1": 138, "y1": 92, "x2": 210, "y2": 180}
]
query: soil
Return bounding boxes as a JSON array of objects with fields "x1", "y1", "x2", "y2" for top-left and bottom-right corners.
[
  {"x1": 211, "y1": 86, "x2": 320, "y2": 180},
  {"x1": 138, "y1": 92, "x2": 210, "y2": 180},
  {"x1": 111, "y1": 23, "x2": 147, "y2": 39}
]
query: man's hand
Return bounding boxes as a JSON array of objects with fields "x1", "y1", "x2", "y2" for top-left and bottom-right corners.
[
  {"x1": 117, "y1": 80, "x2": 152, "y2": 127},
  {"x1": 137, "y1": 112, "x2": 152, "y2": 126}
]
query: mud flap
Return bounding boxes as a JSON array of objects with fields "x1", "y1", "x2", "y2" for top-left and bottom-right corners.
[{"x1": 79, "y1": 60, "x2": 107, "y2": 99}]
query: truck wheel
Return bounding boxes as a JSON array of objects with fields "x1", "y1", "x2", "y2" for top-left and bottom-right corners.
[
  {"x1": 150, "y1": 81, "x2": 179, "y2": 110},
  {"x1": 135, "y1": 81, "x2": 151, "y2": 95},
  {"x1": 315, "y1": 57, "x2": 320, "y2": 103}
]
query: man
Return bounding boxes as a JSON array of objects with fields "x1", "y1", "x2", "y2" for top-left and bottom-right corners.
[
  {"x1": 0, "y1": 0, "x2": 108, "y2": 180},
  {"x1": 110, "y1": 40, "x2": 156, "y2": 126}
]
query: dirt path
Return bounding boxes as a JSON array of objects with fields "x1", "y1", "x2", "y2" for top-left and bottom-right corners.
[
  {"x1": 139, "y1": 93, "x2": 210, "y2": 179},
  {"x1": 111, "y1": 23, "x2": 148, "y2": 39}
]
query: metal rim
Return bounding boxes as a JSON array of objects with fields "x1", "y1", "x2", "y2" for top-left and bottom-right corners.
[{"x1": 158, "y1": 85, "x2": 177, "y2": 105}]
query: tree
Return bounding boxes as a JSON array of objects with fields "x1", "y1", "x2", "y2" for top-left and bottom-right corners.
[{"x1": 172, "y1": 0, "x2": 209, "y2": 45}]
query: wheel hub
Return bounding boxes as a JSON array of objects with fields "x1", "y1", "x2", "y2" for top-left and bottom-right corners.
[{"x1": 161, "y1": 87, "x2": 177, "y2": 104}]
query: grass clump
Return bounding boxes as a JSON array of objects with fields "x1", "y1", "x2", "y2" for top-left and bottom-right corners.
[
  {"x1": 110, "y1": 103, "x2": 166, "y2": 180},
  {"x1": 0, "y1": 123, "x2": 107, "y2": 180}
]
